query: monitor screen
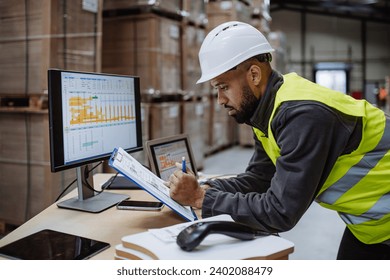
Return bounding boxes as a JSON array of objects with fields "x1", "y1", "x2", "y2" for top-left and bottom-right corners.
[
  {"x1": 48, "y1": 69, "x2": 143, "y2": 172},
  {"x1": 145, "y1": 135, "x2": 198, "y2": 181}
]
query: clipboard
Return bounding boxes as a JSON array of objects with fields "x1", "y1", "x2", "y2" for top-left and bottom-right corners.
[{"x1": 109, "y1": 147, "x2": 197, "y2": 222}]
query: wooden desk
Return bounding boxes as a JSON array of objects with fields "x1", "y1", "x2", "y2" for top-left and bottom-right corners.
[{"x1": 0, "y1": 173, "x2": 294, "y2": 260}]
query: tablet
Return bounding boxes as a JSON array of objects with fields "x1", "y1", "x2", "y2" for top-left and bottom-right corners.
[
  {"x1": 0, "y1": 229, "x2": 110, "y2": 260},
  {"x1": 145, "y1": 134, "x2": 198, "y2": 181}
]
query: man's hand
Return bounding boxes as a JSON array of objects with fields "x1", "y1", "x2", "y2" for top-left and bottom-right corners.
[{"x1": 165, "y1": 162, "x2": 208, "y2": 209}]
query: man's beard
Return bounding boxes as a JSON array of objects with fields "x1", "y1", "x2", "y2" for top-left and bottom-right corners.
[{"x1": 226, "y1": 85, "x2": 258, "y2": 124}]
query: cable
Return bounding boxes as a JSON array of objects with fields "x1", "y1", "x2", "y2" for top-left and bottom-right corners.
[
  {"x1": 101, "y1": 172, "x2": 119, "y2": 190},
  {"x1": 82, "y1": 163, "x2": 105, "y2": 194},
  {"x1": 54, "y1": 161, "x2": 103, "y2": 202},
  {"x1": 55, "y1": 178, "x2": 77, "y2": 202}
]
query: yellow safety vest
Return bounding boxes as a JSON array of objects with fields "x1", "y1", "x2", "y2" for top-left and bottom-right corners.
[{"x1": 253, "y1": 73, "x2": 390, "y2": 244}]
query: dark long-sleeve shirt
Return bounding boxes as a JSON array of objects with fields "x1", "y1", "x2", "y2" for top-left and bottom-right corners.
[{"x1": 201, "y1": 70, "x2": 362, "y2": 232}]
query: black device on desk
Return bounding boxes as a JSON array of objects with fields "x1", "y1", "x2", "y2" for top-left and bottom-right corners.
[
  {"x1": 102, "y1": 175, "x2": 139, "y2": 190},
  {"x1": 117, "y1": 199, "x2": 164, "y2": 211},
  {"x1": 0, "y1": 229, "x2": 109, "y2": 260},
  {"x1": 176, "y1": 221, "x2": 270, "y2": 252}
]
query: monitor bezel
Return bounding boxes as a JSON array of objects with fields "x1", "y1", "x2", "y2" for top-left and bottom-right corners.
[{"x1": 48, "y1": 69, "x2": 143, "y2": 173}]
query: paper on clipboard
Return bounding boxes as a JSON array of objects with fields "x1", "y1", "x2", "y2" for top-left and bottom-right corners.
[{"x1": 109, "y1": 147, "x2": 197, "y2": 222}]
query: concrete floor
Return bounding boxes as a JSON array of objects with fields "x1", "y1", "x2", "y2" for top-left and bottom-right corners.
[{"x1": 201, "y1": 145, "x2": 345, "y2": 260}]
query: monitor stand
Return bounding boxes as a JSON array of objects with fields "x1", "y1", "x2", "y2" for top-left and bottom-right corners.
[{"x1": 57, "y1": 165, "x2": 129, "y2": 213}]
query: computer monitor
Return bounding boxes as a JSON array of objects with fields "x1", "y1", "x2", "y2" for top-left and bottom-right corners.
[{"x1": 48, "y1": 69, "x2": 143, "y2": 213}]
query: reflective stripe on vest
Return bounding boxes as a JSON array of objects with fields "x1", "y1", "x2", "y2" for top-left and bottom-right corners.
[
  {"x1": 318, "y1": 122, "x2": 390, "y2": 226},
  {"x1": 317, "y1": 122, "x2": 390, "y2": 207},
  {"x1": 253, "y1": 73, "x2": 390, "y2": 244}
]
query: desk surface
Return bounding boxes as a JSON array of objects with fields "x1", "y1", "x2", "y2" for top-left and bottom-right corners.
[{"x1": 0, "y1": 173, "x2": 294, "y2": 260}]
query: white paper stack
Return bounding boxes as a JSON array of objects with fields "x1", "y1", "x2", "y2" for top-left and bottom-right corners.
[{"x1": 114, "y1": 215, "x2": 294, "y2": 260}]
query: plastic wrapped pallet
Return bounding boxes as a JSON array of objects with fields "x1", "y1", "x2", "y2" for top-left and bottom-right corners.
[
  {"x1": 251, "y1": 0, "x2": 272, "y2": 35},
  {"x1": 182, "y1": 0, "x2": 207, "y2": 25},
  {"x1": 206, "y1": 0, "x2": 253, "y2": 30},
  {"x1": 269, "y1": 31, "x2": 288, "y2": 74}
]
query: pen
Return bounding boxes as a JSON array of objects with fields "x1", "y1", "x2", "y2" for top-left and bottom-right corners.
[{"x1": 182, "y1": 156, "x2": 186, "y2": 173}]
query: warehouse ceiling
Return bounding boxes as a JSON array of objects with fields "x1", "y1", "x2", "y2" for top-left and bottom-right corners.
[{"x1": 270, "y1": 0, "x2": 390, "y2": 24}]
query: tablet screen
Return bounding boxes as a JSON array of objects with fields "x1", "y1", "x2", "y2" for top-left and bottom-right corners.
[
  {"x1": 0, "y1": 229, "x2": 110, "y2": 260},
  {"x1": 146, "y1": 134, "x2": 198, "y2": 181}
]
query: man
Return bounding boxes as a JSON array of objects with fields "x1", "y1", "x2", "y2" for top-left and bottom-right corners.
[{"x1": 167, "y1": 21, "x2": 390, "y2": 259}]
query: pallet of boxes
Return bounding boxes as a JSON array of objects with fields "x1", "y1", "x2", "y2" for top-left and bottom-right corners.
[
  {"x1": 102, "y1": 0, "x2": 208, "y2": 169},
  {"x1": 206, "y1": 0, "x2": 272, "y2": 150},
  {"x1": 0, "y1": 0, "x2": 103, "y2": 229}
]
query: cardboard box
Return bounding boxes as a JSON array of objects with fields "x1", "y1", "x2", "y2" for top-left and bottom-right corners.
[
  {"x1": 182, "y1": 24, "x2": 209, "y2": 95},
  {"x1": 103, "y1": 0, "x2": 182, "y2": 14},
  {"x1": 181, "y1": 100, "x2": 205, "y2": 169},
  {"x1": 103, "y1": 13, "x2": 182, "y2": 93},
  {"x1": 0, "y1": 0, "x2": 103, "y2": 225},
  {"x1": 0, "y1": 110, "x2": 76, "y2": 225},
  {"x1": 149, "y1": 101, "x2": 181, "y2": 139},
  {"x1": 0, "y1": 0, "x2": 102, "y2": 96},
  {"x1": 206, "y1": 94, "x2": 237, "y2": 154}
]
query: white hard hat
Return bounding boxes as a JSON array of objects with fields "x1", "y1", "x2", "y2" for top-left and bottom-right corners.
[{"x1": 197, "y1": 21, "x2": 274, "y2": 84}]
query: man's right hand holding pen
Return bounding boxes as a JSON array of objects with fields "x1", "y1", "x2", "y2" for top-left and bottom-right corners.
[{"x1": 165, "y1": 159, "x2": 210, "y2": 209}]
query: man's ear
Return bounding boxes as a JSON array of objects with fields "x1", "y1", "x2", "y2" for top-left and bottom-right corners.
[{"x1": 247, "y1": 65, "x2": 261, "y2": 86}]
